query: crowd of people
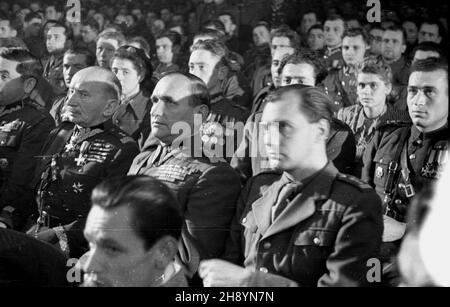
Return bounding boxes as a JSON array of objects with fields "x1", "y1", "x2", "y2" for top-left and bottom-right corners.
[{"x1": 0, "y1": 0, "x2": 448, "y2": 287}]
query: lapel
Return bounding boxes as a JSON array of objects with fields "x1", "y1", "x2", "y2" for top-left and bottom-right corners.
[
  {"x1": 260, "y1": 162, "x2": 339, "y2": 240},
  {"x1": 251, "y1": 173, "x2": 289, "y2": 236}
]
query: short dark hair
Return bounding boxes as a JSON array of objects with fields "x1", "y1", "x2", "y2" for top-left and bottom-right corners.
[
  {"x1": 307, "y1": 24, "x2": 323, "y2": 35},
  {"x1": 279, "y1": 49, "x2": 328, "y2": 85},
  {"x1": 82, "y1": 17, "x2": 100, "y2": 33},
  {"x1": 409, "y1": 57, "x2": 448, "y2": 79},
  {"x1": 266, "y1": 85, "x2": 333, "y2": 124},
  {"x1": 411, "y1": 42, "x2": 445, "y2": 61},
  {"x1": 45, "y1": 20, "x2": 72, "y2": 41},
  {"x1": 159, "y1": 72, "x2": 211, "y2": 109},
  {"x1": 96, "y1": 30, "x2": 126, "y2": 46},
  {"x1": 218, "y1": 11, "x2": 236, "y2": 24},
  {"x1": 24, "y1": 12, "x2": 42, "y2": 23},
  {"x1": 190, "y1": 39, "x2": 229, "y2": 69},
  {"x1": 325, "y1": 13, "x2": 345, "y2": 25},
  {"x1": 194, "y1": 28, "x2": 225, "y2": 43},
  {"x1": 156, "y1": 30, "x2": 181, "y2": 47},
  {"x1": 343, "y1": 27, "x2": 370, "y2": 45},
  {"x1": 384, "y1": 25, "x2": 407, "y2": 45},
  {"x1": 64, "y1": 48, "x2": 96, "y2": 67},
  {"x1": 253, "y1": 21, "x2": 271, "y2": 33},
  {"x1": 357, "y1": 56, "x2": 393, "y2": 84},
  {"x1": 270, "y1": 25, "x2": 300, "y2": 49},
  {"x1": 0, "y1": 47, "x2": 42, "y2": 78},
  {"x1": 127, "y1": 36, "x2": 151, "y2": 58},
  {"x1": 91, "y1": 176, "x2": 183, "y2": 250},
  {"x1": 420, "y1": 19, "x2": 445, "y2": 38},
  {"x1": 203, "y1": 19, "x2": 226, "y2": 34}
]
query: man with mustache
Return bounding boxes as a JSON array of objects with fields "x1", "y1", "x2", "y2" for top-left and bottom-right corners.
[{"x1": 361, "y1": 58, "x2": 449, "y2": 286}]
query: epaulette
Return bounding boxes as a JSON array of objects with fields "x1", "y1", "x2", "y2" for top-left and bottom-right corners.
[
  {"x1": 110, "y1": 126, "x2": 136, "y2": 145},
  {"x1": 335, "y1": 173, "x2": 371, "y2": 190}
]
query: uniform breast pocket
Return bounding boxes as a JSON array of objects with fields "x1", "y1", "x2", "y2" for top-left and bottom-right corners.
[
  {"x1": 0, "y1": 133, "x2": 18, "y2": 148},
  {"x1": 372, "y1": 153, "x2": 396, "y2": 190},
  {"x1": 241, "y1": 213, "x2": 259, "y2": 254}
]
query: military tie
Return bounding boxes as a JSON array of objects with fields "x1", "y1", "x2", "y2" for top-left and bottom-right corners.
[{"x1": 271, "y1": 182, "x2": 303, "y2": 222}]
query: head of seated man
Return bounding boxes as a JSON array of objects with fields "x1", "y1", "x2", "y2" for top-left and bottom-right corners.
[
  {"x1": 278, "y1": 49, "x2": 327, "y2": 88},
  {"x1": 407, "y1": 58, "x2": 448, "y2": 133},
  {"x1": 82, "y1": 175, "x2": 184, "y2": 287},
  {"x1": 62, "y1": 66, "x2": 122, "y2": 128},
  {"x1": 0, "y1": 47, "x2": 42, "y2": 106},
  {"x1": 150, "y1": 72, "x2": 210, "y2": 145}
]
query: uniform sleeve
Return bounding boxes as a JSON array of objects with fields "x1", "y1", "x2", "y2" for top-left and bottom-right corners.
[
  {"x1": 221, "y1": 178, "x2": 254, "y2": 265},
  {"x1": 0, "y1": 115, "x2": 55, "y2": 216},
  {"x1": 317, "y1": 188, "x2": 383, "y2": 287},
  {"x1": 184, "y1": 164, "x2": 241, "y2": 260},
  {"x1": 107, "y1": 141, "x2": 140, "y2": 177},
  {"x1": 328, "y1": 126, "x2": 356, "y2": 175},
  {"x1": 230, "y1": 117, "x2": 255, "y2": 184}
]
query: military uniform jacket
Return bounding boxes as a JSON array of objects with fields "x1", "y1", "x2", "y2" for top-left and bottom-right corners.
[
  {"x1": 223, "y1": 162, "x2": 383, "y2": 287},
  {"x1": 112, "y1": 90, "x2": 152, "y2": 141},
  {"x1": 231, "y1": 97, "x2": 356, "y2": 183},
  {"x1": 0, "y1": 99, "x2": 55, "y2": 222},
  {"x1": 323, "y1": 65, "x2": 358, "y2": 113},
  {"x1": 361, "y1": 122, "x2": 449, "y2": 222},
  {"x1": 32, "y1": 120, "x2": 139, "y2": 257},
  {"x1": 323, "y1": 46, "x2": 344, "y2": 70},
  {"x1": 43, "y1": 53, "x2": 66, "y2": 96},
  {"x1": 337, "y1": 103, "x2": 411, "y2": 177},
  {"x1": 128, "y1": 136, "x2": 242, "y2": 276}
]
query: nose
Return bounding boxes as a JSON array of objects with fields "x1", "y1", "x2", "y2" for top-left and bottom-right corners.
[
  {"x1": 411, "y1": 90, "x2": 427, "y2": 106},
  {"x1": 263, "y1": 124, "x2": 280, "y2": 150},
  {"x1": 65, "y1": 90, "x2": 78, "y2": 106},
  {"x1": 150, "y1": 100, "x2": 165, "y2": 118},
  {"x1": 82, "y1": 249, "x2": 103, "y2": 275}
]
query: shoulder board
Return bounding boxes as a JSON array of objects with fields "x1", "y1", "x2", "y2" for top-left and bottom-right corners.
[{"x1": 335, "y1": 173, "x2": 370, "y2": 190}]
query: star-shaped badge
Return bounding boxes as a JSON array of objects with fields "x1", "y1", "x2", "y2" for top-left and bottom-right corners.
[{"x1": 72, "y1": 182, "x2": 84, "y2": 194}]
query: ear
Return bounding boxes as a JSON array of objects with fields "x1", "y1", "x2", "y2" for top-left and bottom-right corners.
[
  {"x1": 401, "y1": 44, "x2": 407, "y2": 54},
  {"x1": 23, "y1": 77, "x2": 37, "y2": 94},
  {"x1": 217, "y1": 65, "x2": 229, "y2": 81},
  {"x1": 385, "y1": 82, "x2": 392, "y2": 96},
  {"x1": 315, "y1": 118, "x2": 330, "y2": 143},
  {"x1": 11, "y1": 29, "x2": 17, "y2": 37},
  {"x1": 153, "y1": 236, "x2": 178, "y2": 270},
  {"x1": 172, "y1": 45, "x2": 180, "y2": 55},
  {"x1": 437, "y1": 36, "x2": 442, "y2": 44},
  {"x1": 102, "y1": 98, "x2": 119, "y2": 117}
]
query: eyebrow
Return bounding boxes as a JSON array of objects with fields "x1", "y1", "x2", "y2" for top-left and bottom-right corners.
[{"x1": 154, "y1": 95, "x2": 176, "y2": 104}]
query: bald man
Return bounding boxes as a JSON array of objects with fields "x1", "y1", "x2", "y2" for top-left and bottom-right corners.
[{"x1": 28, "y1": 67, "x2": 139, "y2": 259}]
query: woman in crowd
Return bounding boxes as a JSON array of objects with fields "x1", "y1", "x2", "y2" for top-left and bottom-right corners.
[
  {"x1": 337, "y1": 56, "x2": 410, "y2": 177},
  {"x1": 110, "y1": 45, "x2": 155, "y2": 143}
]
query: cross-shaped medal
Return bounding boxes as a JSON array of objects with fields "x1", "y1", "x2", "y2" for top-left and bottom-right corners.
[{"x1": 75, "y1": 154, "x2": 86, "y2": 166}]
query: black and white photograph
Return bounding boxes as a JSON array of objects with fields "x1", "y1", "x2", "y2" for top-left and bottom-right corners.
[{"x1": 0, "y1": 0, "x2": 448, "y2": 295}]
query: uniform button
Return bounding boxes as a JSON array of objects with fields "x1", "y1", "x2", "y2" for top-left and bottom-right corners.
[
  {"x1": 395, "y1": 199, "x2": 402, "y2": 205},
  {"x1": 45, "y1": 205, "x2": 51, "y2": 210},
  {"x1": 0, "y1": 141, "x2": 5, "y2": 145},
  {"x1": 263, "y1": 242, "x2": 271, "y2": 249},
  {"x1": 313, "y1": 237, "x2": 321, "y2": 245},
  {"x1": 409, "y1": 154, "x2": 416, "y2": 160},
  {"x1": 259, "y1": 267, "x2": 268, "y2": 273},
  {"x1": 242, "y1": 217, "x2": 247, "y2": 223}
]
